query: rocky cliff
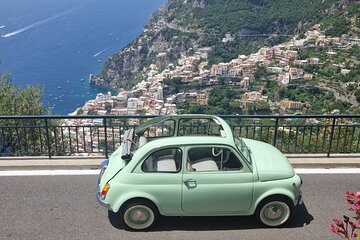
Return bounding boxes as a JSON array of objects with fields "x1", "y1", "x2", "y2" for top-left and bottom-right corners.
[{"x1": 90, "y1": 1, "x2": 201, "y2": 88}]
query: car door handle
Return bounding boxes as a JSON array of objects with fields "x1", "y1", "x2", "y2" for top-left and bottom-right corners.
[
  {"x1": 184, "y1": 179, "x2": 196, "y2": 183},
  {"x1": 184, "y1": 179, "x2": 197, "y2": 189}
]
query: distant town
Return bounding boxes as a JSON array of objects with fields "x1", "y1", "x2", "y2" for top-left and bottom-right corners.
[{"x1": 85, "y1": 25, "x2": 359, "y2": 120}]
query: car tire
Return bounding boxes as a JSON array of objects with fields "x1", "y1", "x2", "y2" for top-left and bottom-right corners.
[
  {"x1": 256, "y1": 197, "x2": 293, "y2": 227},
  {"x1": 121, "y1": 200, "x2": 159, "y2": 230}
]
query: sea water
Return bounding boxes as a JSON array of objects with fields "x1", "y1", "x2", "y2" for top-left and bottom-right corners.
[{"x1": 0, "y1": 0, "x2": 164, "y2": 114}]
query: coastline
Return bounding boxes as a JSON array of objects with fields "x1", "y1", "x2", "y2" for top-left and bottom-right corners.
[{"x1": 0, "y1": 0, "x2": 165, "y2": 115}]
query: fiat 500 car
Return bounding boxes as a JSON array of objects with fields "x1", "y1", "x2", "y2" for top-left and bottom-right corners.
[{"x1": 96, "y1": 115, "x2": 303, "y2": 230}]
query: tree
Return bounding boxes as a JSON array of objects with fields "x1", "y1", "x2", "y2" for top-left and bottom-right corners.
[
  {"x1": 0, "y1": 73, "x2": 46, "y2": 115},
  {"x1": 254, "y1": 65, "x2": 270, "y2": 81},
  {"x1": 0, "y1": 72, "x2": 65, "y2": 156},
  {"x1": 77, "y1": 108, "x2": 84, "y2": 115},
  {"x1": 105, "y1": 102, "x2": 112, "y2": 113},
  {"x1": 255, "y1": 101, "x2": 271, "y2": 114},
  {"x1": 355, "y1": 89, "x2": 360, "y2": 103}
]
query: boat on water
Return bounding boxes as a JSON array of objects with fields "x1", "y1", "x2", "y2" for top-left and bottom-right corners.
[
  {"x1": 97, "y1": 59, "x2": 102, "y2": 63},
  {"x1": 80, "y1": 78, "x2": 84, "y2": 82}
]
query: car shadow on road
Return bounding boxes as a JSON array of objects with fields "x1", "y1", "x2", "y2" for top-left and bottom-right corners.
[{"x1": 108, "y1": 203, "x2": 314, "y2": 231}]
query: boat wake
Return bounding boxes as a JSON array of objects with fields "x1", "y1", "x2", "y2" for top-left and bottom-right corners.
[
  {"x1": 0, "y1": 25, "x2": 5, "y2": 29},
  {"x1": 1, "y1": 9, "x2": 74, "y2": 38},
  {"x1": 93, "y1": 47, "x2": 109, "y2": 57}
]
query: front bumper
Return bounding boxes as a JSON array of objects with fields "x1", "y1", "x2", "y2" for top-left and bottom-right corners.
[{"x1": 96, "y1": 160, "x2": 110, "y2": 209}]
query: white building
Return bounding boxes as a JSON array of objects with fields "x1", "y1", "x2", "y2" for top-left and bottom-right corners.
[
  {"x1": 95, "y1": 92, "x2": 112, "y2": 102},
  {"x1": 127, "y1": 98, "x2": 139, "y2": 111}
]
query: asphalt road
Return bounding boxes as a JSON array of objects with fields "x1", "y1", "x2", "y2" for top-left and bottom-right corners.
[{"x1": 0, "y1": 174, "x2": 359, "y2": 240}]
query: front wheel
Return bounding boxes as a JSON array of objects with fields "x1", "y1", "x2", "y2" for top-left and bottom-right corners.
[
  {"x1": 256, "y1": 199, "x2": 292, "y2": 227},
  {"x1": 121, "y1": 201, "x2": 158, "y2": 230}
]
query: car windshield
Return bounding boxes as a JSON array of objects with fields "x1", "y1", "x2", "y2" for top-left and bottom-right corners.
[{"x1": 233, "y1": 135, "x2": 251, "y2": 165}]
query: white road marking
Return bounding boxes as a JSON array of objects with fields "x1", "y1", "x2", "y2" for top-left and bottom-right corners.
[
  {"x1": 295, "y1": 168, "x2": 360, "y2": 174},
  {"x1": 0, "y1": 168, "x2": 359, "y2": 176},
  {"x1": 0, "y1": 170, "x2": 100, "y2": 176}
]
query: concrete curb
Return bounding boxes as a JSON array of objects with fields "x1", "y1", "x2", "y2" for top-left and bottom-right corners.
[
  {"x1": 0, "y1": 154, "x2": 360, "y2": 170},
  {"x1": 0, "y1": 159, "x2": 102, "y2": 170}
]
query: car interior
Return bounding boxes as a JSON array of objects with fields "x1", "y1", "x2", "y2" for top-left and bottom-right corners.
[
  {"x1": 141, "y1": 148, "x2": 182, "y2": 172},
  {"x1": 187, "y1": 147, "x2": 243, "y2": 172}
]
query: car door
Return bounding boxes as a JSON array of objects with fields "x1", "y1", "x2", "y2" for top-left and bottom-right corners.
[
  {"x1": 131, "y1": 147, "x2": 183, "y2": 214},
  {"x1": 181, "y1": 145, "x2": 254, "y2": 214}
]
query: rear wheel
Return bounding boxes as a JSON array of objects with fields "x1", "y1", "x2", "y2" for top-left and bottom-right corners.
[
  {"x1": 121, "y1": 201, "x2": 158, "y2": 230},
  {"x1": 256, "y1": 198, "x2": 292, "y2": 227}
]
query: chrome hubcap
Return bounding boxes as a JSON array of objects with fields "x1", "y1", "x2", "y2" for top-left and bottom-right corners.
[
  {"x1": 260, "y1": 201, "x2": 290, "y2": 227},
  {"x1": 266, "y1": 206, "x2": 282, "y2": 219},
  {"x1": 131, "y1": 210, "x2": 148, "y2": 223},
  {"x1": 124, "y1": 205, "x2": 155, "y2": 230}
]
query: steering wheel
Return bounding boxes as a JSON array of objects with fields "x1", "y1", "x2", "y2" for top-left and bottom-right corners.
[{"x1": 212, "y1": 147, "x2": 223, "y2": 157}]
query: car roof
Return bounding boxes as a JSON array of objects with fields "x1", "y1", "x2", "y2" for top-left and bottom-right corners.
[
  {"x1": 135, "y1": 114, "x2": 230, "y2": 135},
  {"x1": 136, "y1": 134, "x2": 235, "y2": 157}
]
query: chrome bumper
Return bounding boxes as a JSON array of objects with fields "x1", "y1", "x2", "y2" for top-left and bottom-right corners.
[{"x1": 96, "y1": 160, "x2": 110, "y2": 209}]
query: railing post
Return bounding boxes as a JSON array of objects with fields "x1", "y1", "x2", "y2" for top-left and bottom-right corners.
[
  {"x1": 103, "y1": 118, "x2": 108, "y2": 159},
  {"x1": 44, "y1": 118, "x2": 52, "y2": 159},
  {"x1": 327, "y1": 117, "x2": 337, "y2": 158},
  {"x1": 273, "y1": 118, "x2": 279, "y2": 146}
]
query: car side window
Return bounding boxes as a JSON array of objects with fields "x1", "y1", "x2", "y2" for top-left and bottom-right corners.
[
  {"x1": 142, "y1": 148, "x2": 182, "y2": 173},
  {"x1": 187, "y1": 147, "x2": 242, "y2": 172}
]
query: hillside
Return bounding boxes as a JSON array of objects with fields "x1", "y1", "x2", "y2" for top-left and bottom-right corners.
[{"x1": 90, "y1": 0, "x2": 357, "y2": 89}]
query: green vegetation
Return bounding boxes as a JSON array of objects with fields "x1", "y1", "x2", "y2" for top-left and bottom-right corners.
[
  {"x1": 355, "y1": 89, "x2": 360, "y2": 103},
  {"x1": 254, "y1": 65, "x2": 272, "y2": 81},
  {"x1": 254, "y1": 101, "x2": 271, "y2": 114},
  {"x1": 173, "y1": 0, "x2": 338, "y2": 34},
  {"x1": 178, "y1": 87, "x2": 242, "y2": 115},
  {"x1": 0, "y1": 72, "x2": 66, "y2": 156},
  {"x1": 293, "y1": 44, "x2": 360, "y2": 110},
  {"x1": 166, "y1": 0, "x2": 339, "y2": 64},
  {"x1": 321, "y1": 3, "x2": 360, "y2": 37},
  {"x1": 0, "y1": 73, "x2": 47, "y2": 115},
  {"x1": 324, "y1": 15, "x2": 350, "y2": 37}
]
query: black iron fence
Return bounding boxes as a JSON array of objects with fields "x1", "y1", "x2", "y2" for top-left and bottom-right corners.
[{"x1": 0, "y1": 114, "x2": 359, "y2": 159}]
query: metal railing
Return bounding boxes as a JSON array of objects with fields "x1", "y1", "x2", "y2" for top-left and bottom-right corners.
[{"x1": 0, "y1": 114, "x2": 359, "y2": 159}]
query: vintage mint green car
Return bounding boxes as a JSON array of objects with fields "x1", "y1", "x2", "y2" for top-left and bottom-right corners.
[{"x1": 96, "y1": 115, "x2": 303, "y2": 230}]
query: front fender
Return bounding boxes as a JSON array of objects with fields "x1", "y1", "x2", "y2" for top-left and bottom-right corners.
[{"x1": 252, "y1": 187, "x2": 296, "y2": 215}]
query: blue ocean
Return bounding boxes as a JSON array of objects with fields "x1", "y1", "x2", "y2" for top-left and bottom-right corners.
[{"x1": 0, "y1": 0, "x2": 164, "y2": 114}]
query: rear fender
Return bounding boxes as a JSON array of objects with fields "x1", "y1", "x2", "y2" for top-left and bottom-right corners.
[{"x1": 111, "y1": 192, "x2": 160, "y2": 213}]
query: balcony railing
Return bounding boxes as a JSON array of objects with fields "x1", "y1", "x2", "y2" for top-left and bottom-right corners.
[{"x1": 0, "y1": 114, "x2": 359, "y2": 159}]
